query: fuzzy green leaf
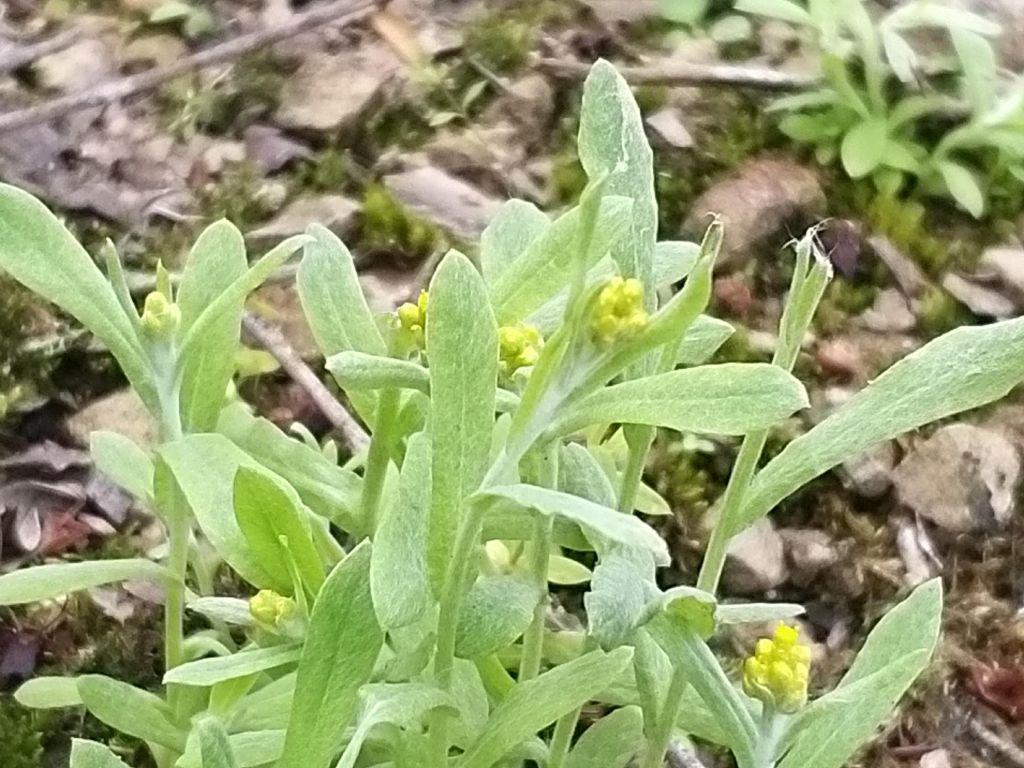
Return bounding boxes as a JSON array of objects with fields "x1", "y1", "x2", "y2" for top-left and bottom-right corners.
[
  {"x1": 371, "y1": 431, "x2": 433, "y2": 629},
  {"x1": 780, "y1": 580, "x2": 942, "y2": 768},
  {"x1": 460, "y1": 647, "x2": 635, "y2": 768},
  {"x1": 566, "y1": 705, "x2": 644, "y2": 768},
  {"x1": 938, "y1": 160, "x2": 984, "y2": 218},
  {"x1": 579, "y1": 60, "x2": 657, "y2": 295},
  {"x1": 15, "y1": 676, "x2": 83, "y2": 709},
  {"x1": 676, "y1": 316, "x2": 734, "y2": 366},
  {"x1": 194, "y1": 716, "x2": 239, "y2": 768},
  {"x1": 737, "y1": 318, "x2": 1024, "y2": 533},
  {"x1": 297, "y1": 224, "x2": 386, "y2": 357},
  {"x1": 840, "y1": 118, "x2": 889, "y2": 178},
  {"x1": 489, "y1": 196, "x2": 633, "y2": 324},
  {"x1": 427, "y1": 251, "x2": 498, "y2": 590},
  {"x1": 176, "y1": 220, "x2": 248, "y2": 431},
  {"x1": 552, "y1": 364, "x2": 808, "y2": 438},
  {"x1": 456, "y1": 575, "x2": 537, "y2": 658},
  {"x1": 0, "y1": 184, "x2": 155, "y2": 409},
  {"x1": 90, "y1": 431, "x2": 153, "y2": 501},
  {"x1": 164, "y1": 645, "x2": 301, "y2": 687},
  {"x1": 481, "y1": 484, "x2": 670, "y2": 566},
  {"x1": 78, "y1": 675, "x2": 185, "y2": 751},
  {"x1": 70, "y1": 740, "x2": 131, "y2": 768},
  {"x1": 278, "y1": 541, "x2": 383, "y2": 768},
  {"x1": 0, "y1": 559, "x2": 167, "y2": 606},
  {"x1": 480, "y1": 199, "x2": 550, "y2": 285},
  {"x1": 233, "y1": 466, "x2": 325, "y2": 595}
]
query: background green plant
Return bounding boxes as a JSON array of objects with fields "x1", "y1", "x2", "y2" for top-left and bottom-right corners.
[{"x1": 0, "y1": 59, "x2": 1023, "y2": 768}]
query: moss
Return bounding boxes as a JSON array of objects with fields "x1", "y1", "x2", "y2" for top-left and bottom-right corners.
[
  {"x1": 232, "y1": 50, "x2": 288, "y2": 116},
  {"x1": 634, "y1": 85, "x2": 670, "y2": 115},
  {"x1": 0, "y1": 276, "x2": 54, "y2": 416},
  {"x1": 463, "y1": 0, "x2": 569, "y2": 74},
  {"x1": 198, "y1": 162, "x2": 275, "y2": 230},
  {"x1": 360, "y1": 183, "x2": 444, "y2": 259},
  {"x1": 0, "y1": 696, "x2": 43, "y2": 768},
  {"x1": 917, "y1": 285, "x2": 969, "y2": 337},
  {"x1": 549, "y1": 151, "x2": 588, "y2": 206},
  {"x1": 293, "y1": 147, "x2": 352, "y2": 194}
]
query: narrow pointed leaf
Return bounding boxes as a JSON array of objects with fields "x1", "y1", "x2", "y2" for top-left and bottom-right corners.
[
  {"x1": 164, "y1": 645, "x2": 301, "y2": 687},
  {"x1": 0, "y1": 559, "x2": 167, "y2": 606},
  {"x1": 77, "y1": 675, "x2": 185, "y2": 751},
  {"x1": 481, "y1": 199, "x2": 550, "y2": 285}
]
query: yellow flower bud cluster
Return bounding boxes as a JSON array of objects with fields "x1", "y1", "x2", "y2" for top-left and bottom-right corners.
[
  {"x1": 591, "y1": 277, "x2": 648, "y2": 347},
  {"x1": 498, "y1": 323, "x2": 543, "y2": 375},
  {"x1": 742, "y1": 624, "x2": 811, "y2": 714},
  {"x1": 396, "y1": 290, "x2": 429, "y2": 349},
  {"x1": 140, "y1": 290, "x2": 181, "y2": 339},
  {"x1": 249, "y1": 589, "x2": 299, "y2": 630}
]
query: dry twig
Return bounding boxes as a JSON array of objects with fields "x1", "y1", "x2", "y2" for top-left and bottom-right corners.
[
  {"x1": 241, "y1": 313, "x2": 370, "y2": 454},
  {"x1": 0, "y1": 0, "x2": 382, "y2": 133},
  {"x1": 536, "y1": 56, "x2": 819, "y2": 91},
  {"x1": 0, "y1": 28, "x2": 80, "y2": 74}
]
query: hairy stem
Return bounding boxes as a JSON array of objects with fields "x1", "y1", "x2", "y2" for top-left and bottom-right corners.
[
  {"x1": 548, "y1": 705, "x2": 581, "y2": 768},
  {"x1": 359, "y1": 388, "x2": 399, "y2": 532},
  {"x1": 641, "y1": 664, "x2": 689, "y2": 768}
]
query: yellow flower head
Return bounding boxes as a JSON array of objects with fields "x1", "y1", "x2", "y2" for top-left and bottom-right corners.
[
  {"x1": 249, "y1": 589, "x2": 298, "y2": 629},
  {"x1": 396, "y1": 290, "x2": 429, "y2": 349},
  {"x1": 498, "y1": 323, "x2": 543, "y2": 375},
  {"x1": 591, "y1": 277, "x2": 648, "y2": 347},
  {"x1": 742, "y1": 623, "x2": 811, "y2": 714},
  {"x1": 140, "y1": 290, "x2": 181, "y2": 338}
]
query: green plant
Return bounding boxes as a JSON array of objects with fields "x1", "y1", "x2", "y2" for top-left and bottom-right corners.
[
  {"x1": 149, "y1": 1, "x2": 216, "y2": 40},
  {"x1": 738, "y1": 0, "x2": 1023, "y2": 217},
  {"x1": 2, "y1": 60, "x2": 1024, "y2": 768}
]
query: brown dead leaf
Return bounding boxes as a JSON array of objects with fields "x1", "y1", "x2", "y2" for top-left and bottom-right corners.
[
  {"x1": 371, "y1": 9, "x2": 427, "y2": 67},
  {"x1": 966, "y1": 664, "x2": 1024, "y2": 722}
]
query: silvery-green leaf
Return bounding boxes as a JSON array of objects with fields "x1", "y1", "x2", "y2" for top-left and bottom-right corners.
[
  {"x1": 654, "y1": 241, "x2": 700, "y2": 286},
  {"x1": 90, "y1": 431, "x2": 153, "y2": 501},
  {"x1": 15, "y1": 676, "x2": 83, "y2": 709},
  {"x1": 187, "y1": 597, "x2": 254, "y2": 627},
  {"x1": 585, "y1": 547, "x2": 660, "y2": 649},
  {"x1": 0, "y1": 185, "x2": 156, "y2": 409},
  {"x1": 481, "y1": 199, "x2": 550, "y2": 286},
  {"x1": 558, "y1": 442, "x2": 617, "y2": 508},
  {"x1": 579, "y1": 61, "x2": 657, "y2": 297},
  {"x1": 77, "y1": 675, "x2": 185, "y2": 751},
  {"x1": 233, "y1": 466, "x2": 324, "y2": 595},
  {"x1": 0, "y1": 559, "x2": 167, "y2": 606},
  {"x1": 455, "y1": 575, "x2": 537, "y2": 658},
  {"x1": 371, "y1": 432, "x2": 433, "y2": 629},
  {"x1": 278, "y1": 542, "x2": 382, "y2": 768},
  {"x1": 779, "y1": 580, "x2": 941, "y2": 768},
  {"x1": 297, "y1": 224, "x2": 386, "y2": 357},
  {"x1": 566, "y1": 705, "x2": 644, "y2": 768},
  {"x1": 194, "y1": 716, "x2": 238, "y2": 768},
  {"x1": 551, "y1": 364, "x2": 808, "y2": 438},
  {"x1": 177, "y1": 730, "x2": 287, "y2": 768},
  {"x1": 427, "y1": 252, "x2": 498, "y2": 590},
  {"x1": 716, "y1": 602, "x2": 805, "y2": 625},
  {"x1": 460, "y1": 647, "x2": 634, "y2": 768},
  {"x1": 480, "y1": 484, "x2": 669, "y2": 566},
  {"x1": 489, "y1": 196, "x2": 633, "y2": 324},
  {"x1": 547, "y1": 554, "x2": 592, "y2": 585},
  {"x1": 176, "y1": 220, "x2": 247, "y2": 431},
  {"x1": 737, "y1": 318, "x2": 1024, "y2": 534},
  {"x1": 217, "y1": 404, "x2": 362, "y2": 533},
  {"x1": 328, "y1": 352, "x2": 429, "y2": 394},
  {"x1": 164, "y1": 645, "x2": 301, "y2": 687},
  {"x1": 70, "y1": 739, "x2": 131, "y2": 768},
  {"x1": 676, "y1": 316, "x2": 734, "y2": 366},
  {"x1": 657, "y1": 585, "x2": 717, "y2": 639}
]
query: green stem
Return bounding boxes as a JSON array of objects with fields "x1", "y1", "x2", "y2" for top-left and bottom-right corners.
[
  {"x1": 359, "y1": 388, "x2": 399, "y2": 532},
  {"x1": 754, "y1": 705, "x2": 783, "y2": 768},
  {"x1": 618, "y1": 425, "x2": 655, "y2": 513},
  {"x1": 430, "y1": 499, "x2": 489, "y2": 767},
  {"x1": 548, "y1": 705, "x2": 580, "y2": 768},
  {"x1": 640, "y1": 664, "x2": 688, "y2": 768},
  {"x1": 518, "y1": 443, "x2": 559, "y2": 682}
]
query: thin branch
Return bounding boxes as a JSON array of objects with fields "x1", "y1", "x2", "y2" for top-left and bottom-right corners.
[
  {"x1": 536, "y1": 56, "x2": 819, "y2": 91},
  {"x1": 0, "y1": 28, "x2": 81, "y2": 74},
  {"x1": 0, "y1": 0, "x2": 382, "y2": 133},
  {"x1": 241, "y1": 313, "x2": 370, "y2": 454}
]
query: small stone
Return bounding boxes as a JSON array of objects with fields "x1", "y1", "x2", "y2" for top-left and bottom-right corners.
[
  {"x1": 919, "y1": 749, "x2": 952, "y2": 768},
  {"x1": 840, "y1": 441, "x2": 897, "y2": 499},
  {"x1": 248, "y1": 195, "x2": 360, "y2": 247},
  {"x1": 868, "y1": 236, "x2": 930, "y2": 297},
  {"x1": 121, "y1": 34, "x2": 187, "y2": 69},
  {"x1": 941, "y1": 272, "x2": 1016, "y2": 319},
  {"x1": 66, "y1": 389, "x2": 154, "y2": 449},
  {"x1": 582, "y1": 0, "x2": 659, "y2": 26},
  {"x1": 243, "y1": 124, "x2": 313, "y2": 174},
  {"x1": 779, "y1": 528, "x2": 838, "y2": 587},
  {"x1": 202, "y1": 141, "x2": 247, "y2": 175},
  {"x1": 684, "y1": 158, "x2": 825, "y2": 271},
  {"x1": 36, "y1": 38, "x2": 115, "y2": 93},
  {"x1": 383, "y1": 166, "x2": 501, "y2": 241},
  {"x1": 483, "y1": 75, "x2": 555, "y2": 148},
  {"x1": 646, "y1": 108, "x2": 694, "y2": 149},
  {"x1": 892, "y1": 424, "x2": 1021, "y2": 532},
  {"x1": 759, "y1": 19, "x2": 801, "y2": 62},
  {"x1": 978, "y1": 245, "x2": 1024, "y2": 307},
  {"x1": 815, "y1": 338, "x2": 864, "y2": 379},
  {"x1": 858, "y1": 288, "x2": 916, "y2": 333},
  {"x1": 723, "y1": 519, "x2": 788, "y2": 594},
  {"x1": 275, "y1": 44, "x2": 400, "y2": 134}
]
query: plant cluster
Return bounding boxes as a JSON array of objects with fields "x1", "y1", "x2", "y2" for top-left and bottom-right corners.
[
  {"x1": 3, "y1": 60, "x2": 1024, "y2": 768},
  {"x1": 737, "y1": 0, "x2": 1024, "y2": 218}
]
